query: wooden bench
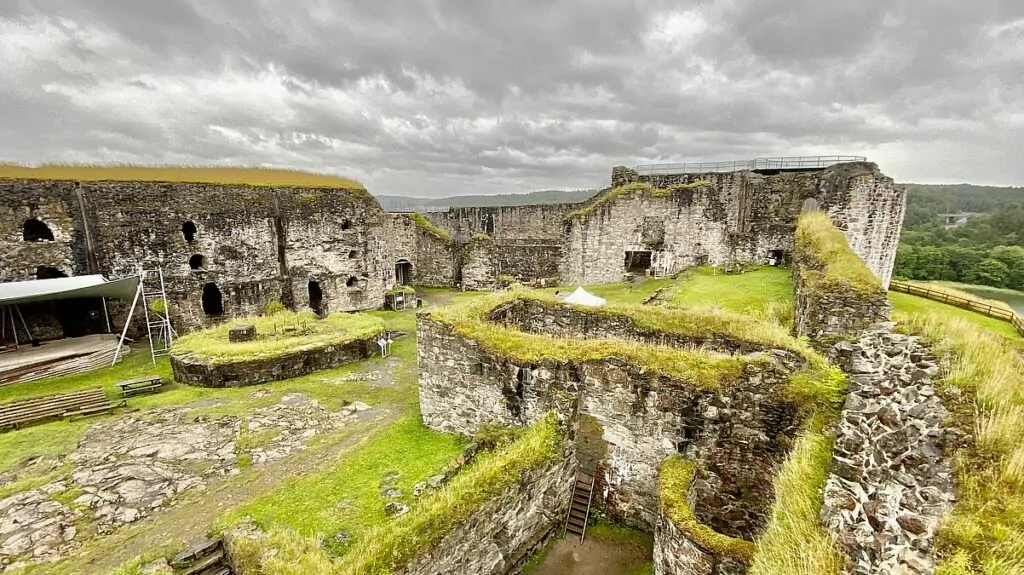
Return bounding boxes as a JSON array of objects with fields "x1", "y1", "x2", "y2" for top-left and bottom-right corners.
[
  {"x1": 115, "y1": 375, "x2": 164, "y2": 398},
  {"x1": 0, "y1": 388, "x2": 125, "y2": 431}
]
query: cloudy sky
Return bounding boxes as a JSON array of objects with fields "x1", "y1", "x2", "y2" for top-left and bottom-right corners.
[{"x1": 1, "y1": 1, "x2": 1023, "y2": 197}]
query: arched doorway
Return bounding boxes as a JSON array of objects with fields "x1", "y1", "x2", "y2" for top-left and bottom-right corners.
[
  {"x1": 201, "y1": 283, "x2": 224, "y2": 316},
  {"x1": 395, "y1": 259, "x2": 413, "y2": 285}
]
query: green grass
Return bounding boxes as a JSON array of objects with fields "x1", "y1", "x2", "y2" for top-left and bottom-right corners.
[
  {"x1": 669, "y1": 266, "x2": 793, "y2": 320},
  {"x1": 749, "y1": 419, "x2": 842, "y2": 575},
  {"x1": 796, "y1": 212, "x2": 882, "y2": 294},
  {"x1": 172, "y1": 310, "x2": 384, "y2": 363},
  {"x1": 431, "y1": 289, "x2": 845, "y2": 409},
  {"x1": 889, "y1": 292, "x2": 1021, "y2": 341},
  {"x1": 227, "y1": 414, "x2": 563, "y2": 575},
  {"x1": 0, "y1": 164, "x2": 363, "y2": 189},
  {"x1": 658, "y1": 456, "x2": 756, "y2": 560},
  {"x1": 408, "y1": 213, "x2": 453, "y2": 244},
  {"x1": 217, "y1": 417, "x2": 466, "y2": 544}
]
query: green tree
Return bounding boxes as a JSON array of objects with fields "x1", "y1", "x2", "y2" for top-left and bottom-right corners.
[
  {"x1": 975, "y1": 258, "x2": 1010, "y2": 288},
  {"x1": 989, "y1": 245, "x2": 1024, "y2": 290}
]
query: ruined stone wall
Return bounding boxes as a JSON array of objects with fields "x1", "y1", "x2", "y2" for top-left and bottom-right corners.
[
  {"x1": 0, "y1": 179, "x2": 386, "y2": 336},
  {"x1": 561, "y1": 163, "x2": 904, "y2": 286},
  {"x1": 387, "y1": 214, "x2": 456, "y2": 287},
  {"x1": 792, "y1": 221, "x2": 890, "y2": 342},
  {"x1": 654, "y1": 510, "x2": 748, "y2": 575},
  {"x1": 460, "y1": 237, "x2": 497, "y2": 290},
  {"x1": 395, "y1": 453, "x2": 574, "y2": 575},
  {"x1": 418, "y1": 312, "x2": 803, "y2": 532},
  {"x1": 424, "y1": 205, "x2": 572, "y2": 285}
]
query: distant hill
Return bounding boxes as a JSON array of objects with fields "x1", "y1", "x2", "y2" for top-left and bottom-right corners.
[
  {"x1": 903, "y1": 183, "x2": 1024, "y2": 227},
  {"x1": 374, "y1": 189, "x2": 598, "y2": 212}
]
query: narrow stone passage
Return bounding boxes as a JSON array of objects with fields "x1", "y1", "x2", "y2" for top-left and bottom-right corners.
[{"x1": 822, "y1": 323, "x2": 958, "y2": 575}]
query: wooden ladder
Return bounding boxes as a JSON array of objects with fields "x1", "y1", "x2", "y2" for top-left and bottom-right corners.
[{"x1": 565, "y1": 471, "x2": 595, "y2": 542}]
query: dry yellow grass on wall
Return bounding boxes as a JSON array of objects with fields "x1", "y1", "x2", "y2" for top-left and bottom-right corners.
[{"x1": 0, "y1": 164, "x2": 363, "y2": 189}]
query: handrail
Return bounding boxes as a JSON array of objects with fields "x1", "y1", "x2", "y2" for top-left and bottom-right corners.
[
  {"x1": 888, "y1": 281, "x2": 1024, "y2": 337},
  {"x1": 633, "y1": 155, "x2": 867, "y2": 175}
]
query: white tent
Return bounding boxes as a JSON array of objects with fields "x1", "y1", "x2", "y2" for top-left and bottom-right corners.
[{"x1": 563, "y1": 286, "x2": 606, "y2": 307}]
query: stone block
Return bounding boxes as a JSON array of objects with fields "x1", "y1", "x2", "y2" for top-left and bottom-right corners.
[{"x1": 228, "y1": 324, "x2": 257, "y2": 342}]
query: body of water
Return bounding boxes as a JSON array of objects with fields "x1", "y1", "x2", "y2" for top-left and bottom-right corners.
[{"x1": 959, "y1": 286, "x2": 1024, "y2": 315}]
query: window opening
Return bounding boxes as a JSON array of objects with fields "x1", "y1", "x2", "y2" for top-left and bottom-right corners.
[
  {"x1": 23, "y1": 219, "x2": 54, "y2": 242},
  {"x1": 182, "y1": 221, "x2": 197, "y2": 243}
]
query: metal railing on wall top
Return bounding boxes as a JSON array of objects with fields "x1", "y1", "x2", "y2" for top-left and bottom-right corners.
[{"x1": 633, "y1": 155, "x2": 868, "y2": 175}]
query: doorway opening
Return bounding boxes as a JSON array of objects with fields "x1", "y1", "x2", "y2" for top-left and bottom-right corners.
[
  {"x1": 623, "y1": 251, "x2": 653, "y2": 273},
  {"x1": 308, "y1": 280, "x2": 324, "y2": 313},
  {"x1": 395, "y1": 259, "x2": 413, "y2": 285},
  {"x1": 201, "y1": 283, "x2": 224, "y2": 316}
]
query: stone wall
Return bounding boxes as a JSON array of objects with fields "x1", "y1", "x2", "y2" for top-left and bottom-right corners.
[
  {"x1": 417, "y1": 307, "x2": 804, "y2": 532},
  {"x1": 654, "y1": 510, "x2": 748, "y2": 575},
  {"x1": 387, "y1": 214, "x2": 456, "y2": 287},
  {"x1": 792, "y1": 216, "x2": 890, "y2": 342},
  {"x1": 170, "y1": 334, "x2": 380, "y2": 387},
  {"x1": 395, "y1": 453, "x2": 575, "y2": 575},
  {"x1": 821, "y1": 324, "x2": 955, "y2": 575},
  {"x1": 0, "y1": 179, "x2": 390, "y2": 337},
  {"x1": 460, "y1": 237, "x2": 497, "y2": 290},
  {"x1": 561, "y1": 163, "x2": 904, "y2": 286}
]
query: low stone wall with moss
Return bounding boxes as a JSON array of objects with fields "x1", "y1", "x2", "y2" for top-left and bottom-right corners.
[
  {"x1": 793, "y1": 211, "x2": 889, "y2": 342},
  {"x1": 171, "y1": 335, "x2": 379, "y2": 387},
  {"x1": 654, "y1": 456, "x2": 753, "y2": 575}
]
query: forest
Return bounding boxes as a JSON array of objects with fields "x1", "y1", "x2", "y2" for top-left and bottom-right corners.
[{"x1": 895, "y1": 184, "x2": 1024, "y2": 290}]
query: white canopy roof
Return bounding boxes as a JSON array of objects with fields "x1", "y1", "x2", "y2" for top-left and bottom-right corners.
[
  {"x1": 0, "y1": 275, "x2": 139, "y2": 306},
  {"x1": 563, "y1": 286, "x2": 606, "y2": 307}
]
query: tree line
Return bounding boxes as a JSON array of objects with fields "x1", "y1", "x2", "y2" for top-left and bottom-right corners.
[{"x1": 895, "y1": 184, "x2": 1024, "y2": 291}]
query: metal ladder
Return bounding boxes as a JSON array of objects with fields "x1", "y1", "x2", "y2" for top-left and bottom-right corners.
[
  {"x1": 139, "y1": 268, "x2": 175, "y2": 364},
  {"x1": 564, "y1": 471, "x2": 596, "y2": 542}
]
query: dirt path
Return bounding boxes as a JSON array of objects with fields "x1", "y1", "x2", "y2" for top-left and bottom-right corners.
[
  {"x1": 57, "y1": 408, "x2": 400, "y2": 575},
  {"x1": 528, "y1": 536, "x2": 651, "y2": 575}
]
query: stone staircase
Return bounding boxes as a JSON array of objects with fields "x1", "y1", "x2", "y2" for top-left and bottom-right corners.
[
  {"x1": 170, "y1": 538, "x2": 232, "y2": 575},
  {"x1": 564, "y1": 471, "x2": 595, "y2": 542}
]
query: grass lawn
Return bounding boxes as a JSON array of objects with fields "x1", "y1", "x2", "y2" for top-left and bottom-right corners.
[
  {"x1": 888, "y1": 292, "x2": 1021, "y2": 341},
  {"x1": 172, "y1": 310, "x2": 384, "y2": 362},
  {"x1": 668, "y1": 266, "x2": 793, "y2": 314},
  {"x1": 216, "y1": 416, "x2": 466, "y2": 553}
]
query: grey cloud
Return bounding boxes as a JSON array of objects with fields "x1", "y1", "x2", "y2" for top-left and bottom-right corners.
[{"x1": 1, "y1": 0, "x2": 1023, "y2": 196}]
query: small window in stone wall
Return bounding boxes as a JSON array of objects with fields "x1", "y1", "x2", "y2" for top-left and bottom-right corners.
[
  {"x1": 516, "y1": 366, "x2": 533, "y2": 385},
  {"x1": 348, "y1": 250, "x2": 359, "y2": 259},
  {"x1": 23, "y1": 219, "x2": 54, "y2": 242},
  {"x1": 345, "y1": 276, "x2": 359, "y2": 288},
  {"x1": 801, "y1": 198, "x2": 819, "y2": 213},
  {"x1": 201, "y1": 283, "x2": 224, "y2": 316},
  {"x1": 36, "y1": 266, "x2": 67, "y2": 279},
  {"x1": 182, "y1": 221, "x2": 198, "y2": 243},
  {"x1": 470, "y1": 362, "x2": 484, "y2": 376},
  {"x1": 188, "y1": 254, "x2": 207, "y2": 270},
  {"x1": 341, "y1": 219, "x2": 353, "y2": 230}
]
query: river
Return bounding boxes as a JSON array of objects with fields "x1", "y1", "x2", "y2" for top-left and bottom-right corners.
[{"x1": 958, "y1": 286, "x2": 1024, "y2": 316}]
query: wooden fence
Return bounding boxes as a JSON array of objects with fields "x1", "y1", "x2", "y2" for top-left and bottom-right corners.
[{"x1": 889, "y1": 280, "x2": 1024, "y2": 337}]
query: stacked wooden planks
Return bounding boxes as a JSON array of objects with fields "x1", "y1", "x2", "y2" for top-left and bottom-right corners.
[
  {"x1": 0, "y1": 342, "x2": 129, "y2": 386},
  {"x1": 0, "y1": 387, "x2": 124, "y2": 431}
]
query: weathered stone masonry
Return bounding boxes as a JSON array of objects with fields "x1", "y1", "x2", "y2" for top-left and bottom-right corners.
[
  {"x1": 418, "y1": 301, "x2": 809, "y2": 538},
  {"x1": 0, "y1": 179, "x2": 390, "y2": 336}
]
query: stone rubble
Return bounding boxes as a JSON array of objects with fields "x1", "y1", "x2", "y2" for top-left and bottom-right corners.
[
  {"x1": 821, "y1": 323, "x2": 957, "y2": 575},
  {"x1": 0, "y1": 395, "x2": 371, "y2": 571}
]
